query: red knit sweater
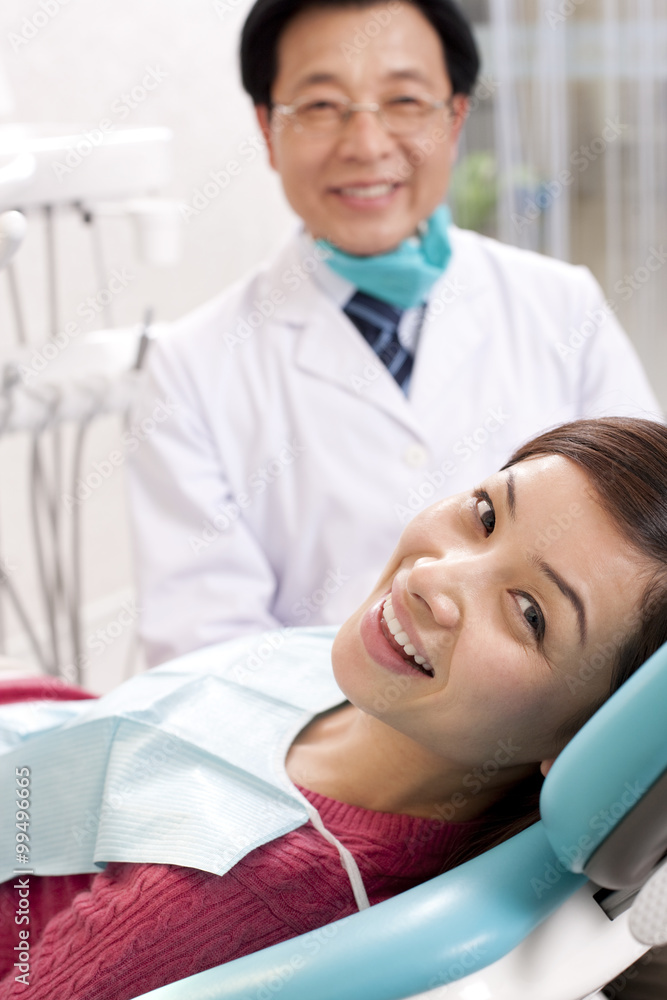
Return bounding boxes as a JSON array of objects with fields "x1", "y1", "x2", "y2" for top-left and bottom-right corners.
[{"x1": 0, "y1": 680, "x2": 478, "y2": 999}]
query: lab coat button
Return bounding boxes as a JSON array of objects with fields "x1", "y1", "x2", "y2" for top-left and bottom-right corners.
[{"x1": 404, "y1": 444, "x2": 429, "y2": 468}]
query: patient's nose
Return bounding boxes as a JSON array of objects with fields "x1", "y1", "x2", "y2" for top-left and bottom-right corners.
[
  {"x1": 426, "y1": 591, "x2": 461, "y2": 630},
  {"x1": 409, "y1": 559, "x2": 462, "y2": 631}
]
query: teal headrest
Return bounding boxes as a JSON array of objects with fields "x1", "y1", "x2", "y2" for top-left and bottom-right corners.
[{"x1": 541, "y1": 639, "x2": 667, "y2": 887}]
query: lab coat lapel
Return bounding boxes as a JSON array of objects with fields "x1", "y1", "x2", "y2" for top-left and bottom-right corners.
[
  {"x1": 408, "y1": 251, "x2": 487, "y2": 433},
  {"x1": 276, "y1": 268, "x2": 426, "y2": 440}
]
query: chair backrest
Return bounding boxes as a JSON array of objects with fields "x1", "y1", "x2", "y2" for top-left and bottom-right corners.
[
  {"x1": 542, "y1": 638, "x2": 667, "y2": 889},
  {"x1": 130, "y1": 640, "x2": 667, "y2": 1000}
]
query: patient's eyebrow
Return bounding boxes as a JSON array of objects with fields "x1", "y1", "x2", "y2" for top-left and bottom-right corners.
[
  {"x1": 506, "y1": 471, "x2": 516, "y2": 521},
  {"x1": 536, "y1": 557, "x2": 588, "y2": 646},
  {"x1": 511, "y1": 472, "x2": 587, "y2": 645}
]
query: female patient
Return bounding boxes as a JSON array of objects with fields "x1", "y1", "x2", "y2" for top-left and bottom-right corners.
[{"x1": 0, "y1": 417, "x2": 666, "y2": 1000}]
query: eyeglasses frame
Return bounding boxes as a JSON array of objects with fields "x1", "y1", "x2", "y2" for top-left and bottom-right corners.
[{"x1": 270, "y1": 94, "x2": 456, "y2": 136}]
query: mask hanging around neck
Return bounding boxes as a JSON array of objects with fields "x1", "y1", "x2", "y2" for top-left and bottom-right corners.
[{"x1": 316, "y1": 204, "x2": 452, "y2": 310}]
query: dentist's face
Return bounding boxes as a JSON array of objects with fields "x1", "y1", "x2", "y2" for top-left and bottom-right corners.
[
  {"x1": 255, "y1": 3, "x2": 468, "y2": 256},
  {"x1": 333, "y1": 456, "x2": 650, "y2": 768}
]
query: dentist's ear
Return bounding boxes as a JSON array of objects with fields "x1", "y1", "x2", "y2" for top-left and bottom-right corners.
[
  {"x1": 540, "y1": 759, "x2": 556, "y2": 778},
  {"x1": 254, "y1": 105, "x2": 277, "y2": 171},
  {"x1": 448, "y1": 94, "x2": 470, "y2": 164}
]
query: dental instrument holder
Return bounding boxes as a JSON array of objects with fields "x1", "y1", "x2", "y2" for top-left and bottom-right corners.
[
  {"x1": 0, "y1": 221, "x2": 168, "y2": 681},
  {"x1": 0, "y1": 123, "x2": 178, "y2": 683},
  {"x1": 0, "y1": 209, "x2": 27, "y2": 269}
]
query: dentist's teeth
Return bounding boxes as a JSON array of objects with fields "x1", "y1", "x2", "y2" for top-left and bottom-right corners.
[{"x1": 341, "y1": 183, "x2": 394, "y2": 199}]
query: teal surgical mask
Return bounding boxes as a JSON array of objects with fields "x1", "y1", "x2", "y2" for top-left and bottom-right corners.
[{"x1": 316, "y1": 204, "x2": 452, "y2": 310}]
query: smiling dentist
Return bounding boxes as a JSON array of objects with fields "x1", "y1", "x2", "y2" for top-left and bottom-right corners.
[{"x1": 127, "y1": 0, "x2": 660, "y2": 669}]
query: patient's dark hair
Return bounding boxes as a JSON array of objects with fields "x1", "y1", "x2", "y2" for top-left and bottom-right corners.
[
  {"x1": 449, "y1": 416, "x2": 667, "y2": 869},
  {"x1": 505, "y1": 416, "x2": 667, "y2": 725},
  {"x1": 240, "y1": 0, "x2": 480, "y2": 107}
]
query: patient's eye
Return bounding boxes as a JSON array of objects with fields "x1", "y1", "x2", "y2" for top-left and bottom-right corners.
[
  {"x1": 516, "y1": 593, "x2": 545, "y2": 640},
  {"x1": 474, "y1": 492, "x2": 495, "y2": 534}
]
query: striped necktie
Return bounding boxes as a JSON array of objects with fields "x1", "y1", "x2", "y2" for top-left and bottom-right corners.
[{"x1": 344, "y1": 290, "x2": 413, "y2": 393}]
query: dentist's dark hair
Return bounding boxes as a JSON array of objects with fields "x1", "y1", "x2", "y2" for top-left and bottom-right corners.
[{"x1": 240, "y1": 0, "x2": 480, "y2": 107}]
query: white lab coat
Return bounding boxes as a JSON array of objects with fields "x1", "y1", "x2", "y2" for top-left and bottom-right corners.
[{"x1": 127, "y1": 225, "x2": 661, "y2": 666}]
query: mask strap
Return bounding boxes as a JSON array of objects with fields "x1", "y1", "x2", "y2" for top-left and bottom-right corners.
[{"x1": 305, "y1": 802, "x2": 370, "y2": 911}]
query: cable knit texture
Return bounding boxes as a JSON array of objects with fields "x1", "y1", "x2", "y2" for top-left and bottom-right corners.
[{"x1": 0, "y1": 680, "x2": 480, "y2": 998}]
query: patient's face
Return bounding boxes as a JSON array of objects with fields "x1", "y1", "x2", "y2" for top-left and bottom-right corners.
[{"x1": 333, "y1": 455, "x2": 651, "y2": 768}]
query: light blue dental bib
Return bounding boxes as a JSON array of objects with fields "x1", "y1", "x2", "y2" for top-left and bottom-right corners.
[{"x1": 0, "y1": 628, "x2": 345, "y2": 886}]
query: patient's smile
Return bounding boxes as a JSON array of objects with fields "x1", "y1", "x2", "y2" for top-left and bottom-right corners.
[{"x1": 381, "y1": 595, "x2": 434, "y2": 675}]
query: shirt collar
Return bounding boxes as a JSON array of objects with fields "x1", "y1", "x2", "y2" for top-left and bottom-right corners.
[
  {"x1": 297, "y1": 227, "x2": 422, "y2": 352},
  {"x1": 298, "y1": 228, "x2": 356, "y2": 308}
]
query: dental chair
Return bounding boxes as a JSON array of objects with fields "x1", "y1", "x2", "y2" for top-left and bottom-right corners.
[{"x1": 132, "y1": 638, "x2": 667, "y2": 1000}]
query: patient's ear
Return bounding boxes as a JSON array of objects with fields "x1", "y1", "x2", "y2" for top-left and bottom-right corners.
[{"x1": 540, "y1": 759, "x2": 556, "y2": 778}]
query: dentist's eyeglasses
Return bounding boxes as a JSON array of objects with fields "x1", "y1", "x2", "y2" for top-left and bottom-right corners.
[{"x1": 271, "y1": 94, "x2": 454, "y2": 138}]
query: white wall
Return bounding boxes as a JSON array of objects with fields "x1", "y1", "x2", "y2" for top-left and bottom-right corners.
[
  {"x1": 0, "y1": 0, "x2": 300, "y2": 691},
  {"x1": 1, "y1": 0, "x2": 297, "y2": 329}
]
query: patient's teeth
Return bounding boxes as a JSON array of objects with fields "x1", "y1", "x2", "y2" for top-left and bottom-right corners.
[
  {"x1": 382, "y1": 595, "x2": 434, "y2": 675},
  {"x1": 382, "y1": 598, "x2": 402, "y2": 634}
]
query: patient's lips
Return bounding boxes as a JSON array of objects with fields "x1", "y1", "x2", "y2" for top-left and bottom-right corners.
[
  {"x1": 359, "y1": 596, "x2": 434, "y2": 679},
  {"x1": 381, "y1": 596, "x2": 434, "y2": 677}
]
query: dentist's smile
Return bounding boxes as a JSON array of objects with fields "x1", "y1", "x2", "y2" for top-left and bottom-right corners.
[{"x1": 331, "y1": 181, "x2": 403, "y2": 210}]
